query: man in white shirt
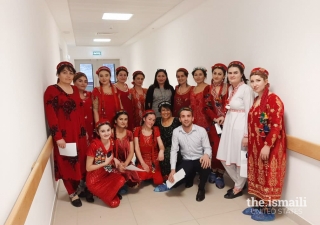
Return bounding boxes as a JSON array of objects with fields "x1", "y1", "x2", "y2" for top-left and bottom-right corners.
[{"x1": 169, "y1": 107, "x2": 212, "y2": 201}]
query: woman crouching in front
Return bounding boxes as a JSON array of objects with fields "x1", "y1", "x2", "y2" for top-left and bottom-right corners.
[{"x1": 86, "y1": 120, "x2": 125, "y2": 208}]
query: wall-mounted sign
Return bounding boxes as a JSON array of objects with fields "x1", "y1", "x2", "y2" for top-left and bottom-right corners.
[{"x1": 93, "y1": 51, "x2": 101, "y2": 55}]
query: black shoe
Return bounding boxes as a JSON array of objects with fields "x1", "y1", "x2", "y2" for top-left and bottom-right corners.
[
  {"x1": 117, "y1": 193, "x2": 122, "y2": 200},
  {"x1": 196, "y1": 189, "x2": 205, "y2": 202},
  {"x1": 185, "y1": 182, "x2": 193, "y2": 188},
  {"x1": 70, "y1": 195, "x2": 82, "y2": 207},
  {"x1": 86, "y1": 190, "x2": 94, "y2": 203},
  {"x1": 224, "y1": 190, "x2": 243, "y2": 199}
]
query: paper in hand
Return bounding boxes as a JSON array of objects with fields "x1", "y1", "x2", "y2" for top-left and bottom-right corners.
[
  {"x1": 125, "y1": 164, "x2": 145, "y2": 171},
  {"x1": 166, "y1": 168, "x2": 186, "y2": 189},
  {"x1": 58, "y1": 143, "x2": 77, "y2": 157}
]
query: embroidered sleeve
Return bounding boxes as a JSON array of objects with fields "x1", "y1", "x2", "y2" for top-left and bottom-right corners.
[
  {"x1": 44, "y1": 86, "x2": 63, "y2": 141},
  {"x1": 265, "y1": 95, "x2": 285, "y2": 147},
  {"x1": 202, "y1": 85, "x2": 218, "y2": 120},
  {"x1": 92, "y1": 88, "x2": 99, "y2": 110}
]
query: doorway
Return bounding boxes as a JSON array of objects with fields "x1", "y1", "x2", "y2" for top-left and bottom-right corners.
[{"x1": 74, "y1": 59, "x2": 120, "y2": 91}]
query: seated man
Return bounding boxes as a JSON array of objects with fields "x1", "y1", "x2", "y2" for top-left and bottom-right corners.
[{"x1": 169, "y1": 107, "x2": 212, "y2": 202}]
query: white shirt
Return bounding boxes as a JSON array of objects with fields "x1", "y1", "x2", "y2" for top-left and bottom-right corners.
[{"x1": 170, "y1": 124, "x2": 212, "y2": 170}]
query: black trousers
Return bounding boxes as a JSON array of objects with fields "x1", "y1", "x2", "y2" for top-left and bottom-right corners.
[{"x1": 175, "y1": 159, "x2": 211, "y2": 190}]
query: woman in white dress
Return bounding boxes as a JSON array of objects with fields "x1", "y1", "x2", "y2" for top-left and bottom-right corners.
[{"x1": 216, "y1": 61, "x2": 254, "y2": 199}]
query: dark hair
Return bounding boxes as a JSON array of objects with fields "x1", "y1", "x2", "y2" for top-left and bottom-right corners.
[
  {"x1": 178, "y1": 107, "x2": 193, "y2": 117},
  {"x1": 114, "y1": 110, "x2": 129, "y2": 125},
  {"x1": 153, "y1": 69, "x2": 171, "y2": 89},
  {"x1": 73, "y1": 72, "x2": 87, "y2": 83},
  {"x1": 116, "y1": 68, "x2": 128, "y2": 76},
  {"x1": 113, "y1": 110, "x2": 129, "y2": 148},
  {"x1": 141, "y1": 111, "x2": 156, "y2": 126},
  {"x1": 133, "y1": 72, "x2": 145, "y2": 80},
  {"x1": 56, "y1": 65, "x2": 76, "y2": 83},
  {"x1": 192, "y1": 68, "x2": 207, "y2": 78},
  {"x1": 212, "y1": 67, "x2": 227, "y2": 76},
  {"x1": 227, "y1": 64, "x2": 248, "y2": 84},
  {"x1": 158, "y1": 101, "x2": 172, "y2": 113}
]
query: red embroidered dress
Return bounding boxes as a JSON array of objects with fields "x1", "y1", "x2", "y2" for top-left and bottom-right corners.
[
  {"x1": 116, "y1": 85, "x2": 134, "y2": 131},
  {"x1": 247, "y1": 93, "x2": 286, "y2": 201},
  {"x1": 44, "y1": 85, "x2": 87, "y2": 190},
  {"x1": 113, "y1": 130, "x2": 141, "y2": 187},
  {"x1": 203, "y1": 83, "x2": 229, "y2": 171},
  {"x1": 173, "y1": 85, "x2": 193, "y2": 117},
  {"x1": 92, "y1": 86, "x2": 121, "y2": 126},
  {"x1": 82, "y1": 91, "x2": 94, "y2": 142},
  {"x1": 129, "y1": 87, "x2": 147, "y2": 128},
  {"x1": 133, "y1": 126, "x2": 163, "y2": 185},
  {"x1": 86, "y1": 139, "x2": 125, "y2": 208},
  {"x1": 190, "y1": 86, "x2": 211, "y2": 131}
]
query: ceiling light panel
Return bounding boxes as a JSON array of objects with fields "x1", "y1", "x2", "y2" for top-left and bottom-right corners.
[{"x1": 102, "y1": 13, "x2": 133, "y2": 20}]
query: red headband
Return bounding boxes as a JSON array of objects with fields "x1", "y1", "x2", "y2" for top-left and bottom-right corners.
[
  {"x1": 96, "y1": 66, "x2": 111, "y2": 75},
  {"x1": 176, "y1": 68, "x2": 189, "y2": 75},
  {"x1": 116, "y1": 66, "x2": 128, "y2": 74},
  {"x1": 228, "y1": 61, "x2": 245, "y2": 70},
  {"x1": 211, "y1": 63, "x2": 227, "y2": 72},
  {"x1": 95, "y1": 119, "x2": 111, "y2": 130},
  {"x1": 56, "y1": 61, "x2": 73, "y2": 70},
  {"x1": 250, "y1": 67, "x2": 269, "y2": 77},
  {"x1": 143, "y1": 109, "x2": 155, "y2": 117},
  {"x1": 133, "y1": 70, "x2": 144, "y2": 77}
]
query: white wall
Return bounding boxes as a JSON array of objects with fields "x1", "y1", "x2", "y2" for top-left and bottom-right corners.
[
  {"x1": 0, "y1": 0, "x2": 68, "y2": 224},
  {"x1": 68, "y1": 46, "x2": 124, "y2": 64},
  {"x1": 122, "y1": 0, "x2": 320, "y2": 224}
]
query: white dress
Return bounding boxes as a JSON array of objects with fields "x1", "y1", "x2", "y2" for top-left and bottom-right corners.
[{"x1": 216, "y1": 84, "x2": 254, "y2": 166}]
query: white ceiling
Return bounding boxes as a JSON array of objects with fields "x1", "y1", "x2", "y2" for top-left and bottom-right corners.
[{"x1": 45, "y1": 0, "x2": 205, "y2": 47}]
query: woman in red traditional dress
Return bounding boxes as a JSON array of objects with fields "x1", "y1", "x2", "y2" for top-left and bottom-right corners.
[
  {"x1": 44, "y1": 62, "x2": 88, "y2": 207},
  {"x1": 86, "y1": 120, "x2": 125, "y2": 208},
  {"x1": 243, "y1": 68, "x2": 286, "y2": 222},
  {"x1": 190, "y1": 67, "x2": 211, "y2": 131},
  {"x1": 203, "y1": 63, "x2": 229, "y2": 189},
  {"x1": 73, "y1": 72, "x2": 94, "y2": 142},
  {"x1": 92, "y1": 66, "x2": 121, "y2": 125},
  {"x1": 173, "y1": 68, "x2": 193, "y2": 117},
  {"x1": 129, "y1": 70, "x2": 148, "y2": 128},
  {"x1": 134, "y1": 110, "x2": 165, "y2": 185},
  {"x1": 113, "y1": 110, "x2": 141, "y2": 194},
  {"x1": 114, "y1": 66, "x2": 134, "y2": 131}
]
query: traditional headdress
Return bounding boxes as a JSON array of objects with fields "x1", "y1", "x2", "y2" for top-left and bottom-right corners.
[
  {"x1": 250, "y1": 67, "x2": 269, "y2": 77},
  {"x1": 56, "y1": 61, "x2": 73, "y2": 70},
  {"x1": 96, "y1": 66, "x2": 111, "y2": 75},
  {"x1": 176, "y1": 68, "x2": 189, "y2": 75},
  {"x1": 95, "y1": 119, "x2": 111, "y2": 130},
  {"x1": 142, "y1": 109, "x2": 156, "y2": 118},
  {"x1": 228, "y1": 61, "x2": 245, "y2": 70},
  {"x1": 116, "y1": 66, "x2": 129, "y2": 74},
  {"x1": 211, "y1": 63, "x2": 227, "y2": 72},
  {"x1": 132, "y1": 70, "x2": 145, "y2": 77},
  {"x1": 192, "y1": 66, "x2": 207, "y2": 73},
  {"x1": 158, "y1": 101, "x2": 172, "y2": 111}
]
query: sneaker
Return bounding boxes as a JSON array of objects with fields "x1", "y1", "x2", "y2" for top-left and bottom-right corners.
[
  {"x1": 118, "y1": 184, "x2": 128, "y2": 195},
  {"x1": 251, "y1": 210, "x2": 275, "y2": 221},
  {"x1": 242, "y1": 207, "x2": 260, "y2": 215},
  {"x1": 215, "y1": 177, "x2": 225, "y2": 189},
  {"x1": 154, "y1": 183, "x2": 170, "y2": 192},
  {"x1": 208, "y1": 172, "x2": 217, "y2": 183}
]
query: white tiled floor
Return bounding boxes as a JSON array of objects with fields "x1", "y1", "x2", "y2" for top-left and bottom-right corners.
[{"x1": 52, "y1": 175, "x2": 299, "y2": 225}]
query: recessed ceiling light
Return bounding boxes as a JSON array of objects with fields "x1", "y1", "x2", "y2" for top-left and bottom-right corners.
[
  {"x1": 93, "y1": 39, "x2": 111, "y2": 42},
  {"x1": 102, "y1": 13, "x2": 133, "y2": 20}
]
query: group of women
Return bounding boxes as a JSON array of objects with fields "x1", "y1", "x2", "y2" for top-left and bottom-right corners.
[{"x1": 44, "y1": 60, "x2": 286, "y2": 222}]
